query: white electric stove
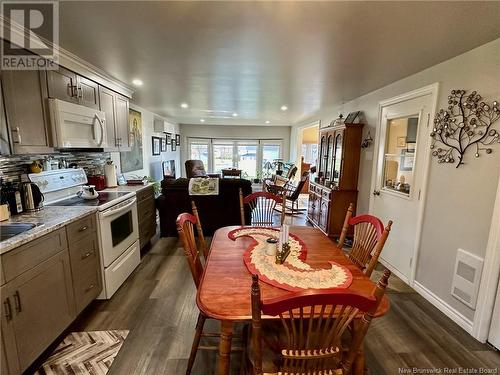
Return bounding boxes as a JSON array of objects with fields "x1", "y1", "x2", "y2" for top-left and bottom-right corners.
[{"x1": 29, "y1": 168, "x2": 141, "y2": 299}]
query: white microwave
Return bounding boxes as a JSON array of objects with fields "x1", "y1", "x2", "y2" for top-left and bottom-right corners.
[{"x1": 49, "y1": 99, "x2": 108, "y2": 149}]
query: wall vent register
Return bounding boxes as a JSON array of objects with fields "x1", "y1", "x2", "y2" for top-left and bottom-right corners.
[{"x1": 451, "y1": 248, "x2": 483, "y2": 309}]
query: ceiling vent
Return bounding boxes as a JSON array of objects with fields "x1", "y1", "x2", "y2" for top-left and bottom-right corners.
[{"x1": 451, "y1": 248, "x2": 483, "y2": 309}]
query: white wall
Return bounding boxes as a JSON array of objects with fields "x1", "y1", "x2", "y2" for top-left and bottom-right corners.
[
  {"x1": 179, "y1": 124, "x2": 291, "y2": 176},
  {"x1": 291, "y1": 38, "x2": 500, "y2": 322},
  {"x1": 110, "y1": 103, "x2": 181, "y2": 181}
]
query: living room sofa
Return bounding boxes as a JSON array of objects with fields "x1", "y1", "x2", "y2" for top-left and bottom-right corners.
[{"x1": 156, "y1": 177, "x2": 252, "y2": 237}]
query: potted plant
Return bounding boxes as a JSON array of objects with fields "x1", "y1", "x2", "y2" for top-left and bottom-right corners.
[{"x1": 253, "y1": 171, "x2": 262, "y2": 184}]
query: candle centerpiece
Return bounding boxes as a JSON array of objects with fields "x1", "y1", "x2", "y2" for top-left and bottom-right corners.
[{"x1": 276, "y1": 224, "x2": 291, "y2": 264}]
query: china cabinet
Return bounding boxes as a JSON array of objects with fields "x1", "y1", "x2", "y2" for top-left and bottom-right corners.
[{"x1": 307, "y1": 122, "x2": 363, "y2": 237}]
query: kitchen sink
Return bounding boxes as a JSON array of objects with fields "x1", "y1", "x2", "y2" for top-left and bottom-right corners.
[{"x1": 0, "y1": 223, "x2": 37, "y2": 241}]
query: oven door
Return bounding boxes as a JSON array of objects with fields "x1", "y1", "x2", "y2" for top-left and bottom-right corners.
[{"x1": 98, "y1": 197, "x2": 139, "y2": 267}]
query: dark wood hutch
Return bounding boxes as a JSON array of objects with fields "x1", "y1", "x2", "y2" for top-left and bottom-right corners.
[{"x1": 307, "y1": 121, "x2": 364, "y2": 237}]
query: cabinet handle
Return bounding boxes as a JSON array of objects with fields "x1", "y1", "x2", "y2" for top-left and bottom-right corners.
[
  {"x1": 81, "y1": 251, "x2": 93, "y2": 260},
  {"x1": 13, "y1": 291, "x2": 22, "y2": 313},
  {"x1": 77, "y1": 86, "x2": 83, "y2": 98},
  {"x1": 84, "y1": 284, "x2": 95, "y2": 293},
  {"x1": 79, "y1": 225, "x2": 88, "y2": 232},
  {"x1": 68, "y1": 83, "x2": 78, "y2": 97},
  {"x1": 373, "y1": 190, "x2": 381, "y2": 196},
  {"x1": 3, "y1": 298, "x2": 12, "y2": 321},
  {"x1": 11, "y1": 126, "x2": 21, "y2": 144}
]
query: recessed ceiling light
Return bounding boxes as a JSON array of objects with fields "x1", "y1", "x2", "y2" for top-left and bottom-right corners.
[
  {"x1": 200, "y1": 119, "x2": 205, "y2": 123},
  {"x1": 232, "y1": 113, "x2": 238, "y2": 117},
  {"x1": 265, "y1": 120, "x2": 270, "y2": 124},
  {"x1": 281, "y1": 105, "x2": 288, "y2": 111},
  {"x1": 181, "y1": 103, "x2": 188, "y2": 109},
  {"x1": 132, "y1": 79, "x2": 143, "y2": 86}
]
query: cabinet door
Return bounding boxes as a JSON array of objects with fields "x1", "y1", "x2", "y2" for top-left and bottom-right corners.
[
  {"x1": 115, "y1": 94, "x2": 130, "y2": 150},
  {"x1": 47, "y1": 66, "x2": 78, "y2": 104},
  {"x1": 9, "y1": 251, "x2": 75, "y2": 372},
  {"x1": 318, "y1": 198, "x2": 330, "y2": 233},
  {"x1": 1, "y1": 285, "x2": 20, "y2": 375},
  {"x1": 77, "y1": 76, "x2": 99, "y2": 109},
  {"x1": 307, "y1": 191, "x2": 317, "y2": 224},
  {"x1": 1, "y1": 70, "x2": 52, "y2": 154},
  {"x1": 99, "y1": 86, "x2": 118, "y2": 150}
]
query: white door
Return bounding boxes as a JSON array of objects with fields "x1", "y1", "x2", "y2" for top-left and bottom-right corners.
[
  {"x1": 370, "y1": 86, "x2": 437, "y2": 283},
  {"x1": 488, "y1": 283, "x2": 500, "y2": 349}
]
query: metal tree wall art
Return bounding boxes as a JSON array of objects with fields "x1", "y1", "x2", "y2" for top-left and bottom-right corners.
[{"x1": 430, "y1": 90, "x2": 499, "y2": 168}]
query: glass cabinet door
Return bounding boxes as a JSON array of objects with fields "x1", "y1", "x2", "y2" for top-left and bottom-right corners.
[
  {"x1": 319, "y1": 135, "x2": 327, "y2": 177},
  {"x1": 326, "y1": 134, "x2": 334, "y2": 180},
  {"x1": 332, "y1": 132, "x2": 343, "y2": 187}
]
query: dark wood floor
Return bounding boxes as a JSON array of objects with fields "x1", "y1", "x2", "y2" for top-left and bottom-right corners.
[{"x1": 62, "y1": 213, "x2": 498, "y2": 375}]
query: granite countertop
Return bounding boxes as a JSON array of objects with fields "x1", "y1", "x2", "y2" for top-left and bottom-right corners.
[
  {"x1": 102, "y1": 182, "x2": 154, "y2": 193},
  {"x1": 0, "y1": 206, "x2": 98, "y2": 255}
]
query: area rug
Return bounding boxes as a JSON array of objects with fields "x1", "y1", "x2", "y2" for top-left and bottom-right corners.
[{"x1": 34, "y1": 330, "x2": 129, "y2": 375}]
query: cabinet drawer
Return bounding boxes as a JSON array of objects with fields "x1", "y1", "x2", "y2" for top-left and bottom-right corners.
[
  {"x1": 2, "y1": 228, "x2": 67, "y2": 282},
  {"x1": 138, "y1": 199, "x2": 155, "y2": 217},
  {"x1": 69, "y1": 235, "x2": 99, "y2": 275},
  {"x1": 322, "y1": 189, "x2": 331, "y2": 199},
  {"x1": 66, "y1": 214, "x2": 96, "y2": 243},
  {"x1": 136, "y1": 185, "x2": 154, "y2": 203},
  {"x1": 73, "y1": 260, "x2": 101, "y2": 314}
]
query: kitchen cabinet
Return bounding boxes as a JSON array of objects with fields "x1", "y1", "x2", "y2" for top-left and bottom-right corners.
[
  {"x1": 1, "y1": 69, "x2": 53, "y2": 154},
  {"x1": 77, "y1": 76, "x2": 100, "y2": 109},
  {"x1": 5, "y1": 251, "x2": 75, "y2": 372},
  {"x1": 0, "y1": 214, "x2": 103, "y2": 374},
  {"x1": 307, "y1": 122, "x2": 363, "y2": 237},
  {"x1": 47, "y1": 65, "x2": 78, "y2": 104},
  {"x1": 47, "y1": 66, "x2": 99, "y2": 109},
  {"x1": 67, "y1": 215, "x2": 101, "y2": 315},
  {"x1": 99, "y1": 86, "x2": 130, "y2": 151},
  {"x1": 137, "y1": 185, "x2": 157, "y2": 249}
]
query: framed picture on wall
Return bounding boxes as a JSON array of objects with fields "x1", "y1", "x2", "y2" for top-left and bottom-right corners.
[
  {"x1": 175, "y1": 134, "x2": 180, "y2": 146},
  {"x1": 165, "y1": 132, "x2": 172, "y2": 145},
  {"x1": 161, "y1": 138, "x2": 167, "y2": 152},
  {"x1": 171, "y1": 138, "x2": 177, "y2": 151},
  {"x1": 397, "y1": 136, "x2": 407, "y2": 148},
  {"x1": 152, "y1": 136, "x2": 161, "y2": 155}
]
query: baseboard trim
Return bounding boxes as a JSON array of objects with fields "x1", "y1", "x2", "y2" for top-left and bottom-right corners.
[
  {"x1": 378, "y1": 258, "x2": 410, "y2": 284},
  {"x1": 413, "y1": 281, "x2": 474, "y2": 334}
]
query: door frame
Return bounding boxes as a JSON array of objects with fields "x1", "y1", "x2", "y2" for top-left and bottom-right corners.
[
  {"x1": 369, "y1": 83, "x2": 439, "y2": 286},
  {"x1": 472, "y1": 174, "x2": 500, "y2": 343}
]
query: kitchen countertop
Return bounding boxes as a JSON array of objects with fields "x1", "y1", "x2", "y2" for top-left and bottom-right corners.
[
  {"x1": 102, "y1": 182, "x2": 155, "y2": 193},
  {"x1": 0, "y1": 206, "x2": 98, "y2": 255}
]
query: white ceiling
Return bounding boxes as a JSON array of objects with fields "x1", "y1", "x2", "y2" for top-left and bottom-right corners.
[{"x1": 58, "y1": 1, "x2": 500, "y2": 126}]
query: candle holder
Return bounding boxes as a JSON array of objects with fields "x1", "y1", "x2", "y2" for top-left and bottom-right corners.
[{"x1": 275, "y1": 242, "x2": 291, "y2": 264}]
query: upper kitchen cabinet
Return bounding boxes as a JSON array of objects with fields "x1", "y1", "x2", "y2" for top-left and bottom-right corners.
[
  {"x1": 1, "y1": 69, "x2": 53, "y2": 154},
  {"x1": 99, "y1": 86, "x2": 130, "y2": 151},
  {"x1": 47, "y1": 66, "x2": 99, "y2": 109}
]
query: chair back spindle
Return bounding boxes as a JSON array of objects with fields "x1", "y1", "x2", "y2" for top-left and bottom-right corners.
[
  {"x1": 176, "y1": 213, "x2": 204, "y2": 288},
  {"x1": 338, "y1": 203, "x2": 393, "y2": 277},
  {"x1": 250, "y1": 270, "x2": 391, "y2": 374},
  {"x1": 240, "y1": 190, "x2": 284, "y2": 227},
  {"x1": 191, "y1": 201, "x2": 208, "y2": 259}
]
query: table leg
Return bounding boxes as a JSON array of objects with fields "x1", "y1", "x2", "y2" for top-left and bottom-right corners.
[
  {"x1": 218, "y1": 320, "x2": 233, "y2": 375},
  {"x1": 352, "y1": 320, "x2": 366, "y2": 375}
]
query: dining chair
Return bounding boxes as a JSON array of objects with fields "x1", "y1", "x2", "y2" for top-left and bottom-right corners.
[
  {"x1": 190, "y1": 201, "x2": 208, "y2": 259},
  {"x1": 176, "y1": 213, "x2": 242, "y2": 374},
  {"x1": 239, "y1": 189, "x2": 285, "y2": 227},
  {"x1": 247, "y1": 270, "x2": 391, "y2": 374},
  {"x1": 337, "y1": 203, "x2": 393, "y2": 277}
]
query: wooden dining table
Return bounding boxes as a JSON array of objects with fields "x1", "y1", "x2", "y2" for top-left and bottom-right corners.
[{"x1": 196, "y1": 225, "x2": 390, "y2": 375}]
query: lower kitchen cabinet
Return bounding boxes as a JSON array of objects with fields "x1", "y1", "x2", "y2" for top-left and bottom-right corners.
[
  {"x1": 1, "y1": 251, "x2": 75, "y2": 373},
  {"x1": 137, "y1": 185, "x2": 157, "y2": 248},
  {"x1": 0, "y1": 213, "x2": 103, "y2": 374}
]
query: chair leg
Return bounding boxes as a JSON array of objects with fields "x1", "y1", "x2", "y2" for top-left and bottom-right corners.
[{"x1": 186, "y1": 312, "x2": 207, "y2": 375}]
